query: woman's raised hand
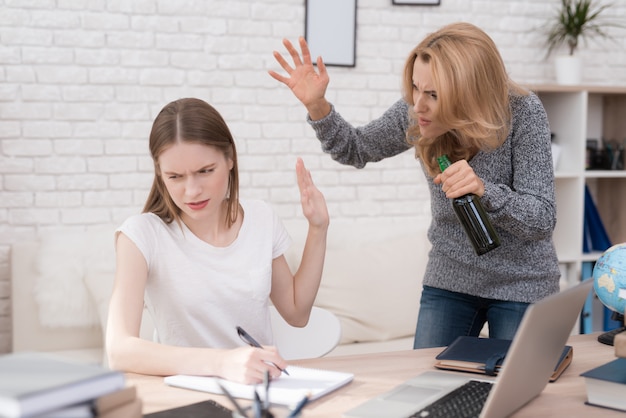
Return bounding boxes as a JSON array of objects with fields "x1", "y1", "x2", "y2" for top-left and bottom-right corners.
[{"x1": 268, "y1": 37, "x2": 331, "y2": 120}]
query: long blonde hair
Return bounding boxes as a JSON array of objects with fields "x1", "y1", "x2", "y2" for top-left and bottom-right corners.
[
  {"x1": 402, "y1": 22, "x2": 528, "y2": 176},
  {"x1": 143, "y1": 98, "x2": 240, "y2": 228}
]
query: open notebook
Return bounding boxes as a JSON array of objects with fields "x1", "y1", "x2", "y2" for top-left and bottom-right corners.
[{"x1": 164, "y1": 365, "x2": 353, "y2": 406}]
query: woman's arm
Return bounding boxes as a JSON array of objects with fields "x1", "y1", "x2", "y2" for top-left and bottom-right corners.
[
  {"x1": 270, "y1": 158, "x2": 329, "y2": 327},
  {"x1": 105, "y1": 233, "x2": 286, "y2": 383},
  {"x1": 482, "y1": 94, "x2": 557, "y2": 240},
  {"x1": 270, "y1": 37, "x2": 412, "y2": 168}
]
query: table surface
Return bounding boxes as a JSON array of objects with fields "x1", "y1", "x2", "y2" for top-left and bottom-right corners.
[{"x1": 127, "y1": 333, "x2": 624, "y2": 418}]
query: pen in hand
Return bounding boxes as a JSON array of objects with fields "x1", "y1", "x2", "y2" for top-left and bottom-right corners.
[{"x1": 236, "y1": 326, "x2": 290, "y2": 376}]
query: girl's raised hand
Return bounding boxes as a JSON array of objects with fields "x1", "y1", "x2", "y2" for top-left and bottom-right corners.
[{"x1": 296, "y1": 158, "x2": 329, "y2": 229}]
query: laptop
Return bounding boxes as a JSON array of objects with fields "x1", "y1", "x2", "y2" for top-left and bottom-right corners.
[{"x1": 344, "y1": 278, "x2": 593, "y2": 418}]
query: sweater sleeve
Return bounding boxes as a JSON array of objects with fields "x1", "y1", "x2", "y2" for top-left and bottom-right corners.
[
  {"x1": 482, "y1": 93, "x2": 557, "y2": 241},
  {"x1": 307, "y1": 99, "x2": 413, "y2": 168}
]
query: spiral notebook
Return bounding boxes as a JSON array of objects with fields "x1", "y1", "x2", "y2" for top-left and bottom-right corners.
[{"x1": 164, "y1": 366, "x2": 354, "y2": 406}]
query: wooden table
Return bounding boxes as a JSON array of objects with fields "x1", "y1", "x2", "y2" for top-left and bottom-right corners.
[{"x1": 127, "y1": 333, "x2": 624, "y2": 417}]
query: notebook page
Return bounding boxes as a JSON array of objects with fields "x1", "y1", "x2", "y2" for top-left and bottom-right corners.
[{"x1": 164, "y1": 366, "x2": 354, "y2": 406}]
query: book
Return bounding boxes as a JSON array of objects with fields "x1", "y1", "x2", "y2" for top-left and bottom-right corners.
[
  {"x1": 615, "y1": 331, "x2": 626, "y2": 358},
  {"x1": 0, "y1": 352, "x2": 126, "y2": 418},
  {"x1": 143, "y1": 400, "x2": 232, "y2": 418},
  {"x1": 96, "y1": 396, "x2": 142, "y2": 418},
  {"x1": 32, "y1": 397, "x2": 142, "y2": 418},
  {"x1": 32, "y1": 386, "x2": 140, "y2": 418},
  {"x1": 434, "y1": 336, "x2": 573, "y2": 382},
  {"x1": 581, "y1": 357, "x2": 626, "y2": 412},
  {"x1": 164, "y1": 365, "x2": 354, "y2": 406}
]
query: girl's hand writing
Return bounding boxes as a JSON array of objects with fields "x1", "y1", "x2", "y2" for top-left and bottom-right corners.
[{"x1": 218, "y1": 346, "x2": 287, "y2": 384}]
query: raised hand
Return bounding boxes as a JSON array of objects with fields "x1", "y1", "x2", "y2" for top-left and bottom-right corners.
[
  {"x1": 296, "y1": 157, "x2": 329, "y2": 229},
  {"x1": 269, "y1": 37, "x2": 331, "y2": 120}
]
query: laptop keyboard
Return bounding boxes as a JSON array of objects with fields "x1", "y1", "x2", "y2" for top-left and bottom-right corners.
[{"x1": 408, "y1": 380, "x2": 494, "y2": 418}]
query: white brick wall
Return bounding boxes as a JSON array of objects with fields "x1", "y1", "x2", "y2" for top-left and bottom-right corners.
[{"x1": 1, "y1": 0, "x2": 625, "y2": 353}]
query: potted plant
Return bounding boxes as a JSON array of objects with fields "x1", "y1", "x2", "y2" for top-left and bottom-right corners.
[{"x1": 545, "y1": 0, "x2": 622, "y2": 84}]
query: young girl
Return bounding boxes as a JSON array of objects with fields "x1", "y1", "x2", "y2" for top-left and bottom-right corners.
[{"x1": 106, "y1": 98, "x2": 329, "y2": 383}]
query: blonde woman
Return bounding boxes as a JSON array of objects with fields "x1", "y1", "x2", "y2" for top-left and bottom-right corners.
[{"x1": 270, "y1": 22, "x2": 559, "y2": 348}]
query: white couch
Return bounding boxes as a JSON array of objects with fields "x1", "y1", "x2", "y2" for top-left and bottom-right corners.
[{"x1": 10, "y1": 219, "x2": 430, "y2": 364}]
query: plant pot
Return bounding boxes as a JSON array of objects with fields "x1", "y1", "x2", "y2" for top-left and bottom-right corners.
[{"x1": 555, "y1": 55, "x2": 582, "y2": 85}]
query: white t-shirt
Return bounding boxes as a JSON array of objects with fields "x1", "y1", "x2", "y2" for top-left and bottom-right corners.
[{"x1": 117, "y1": 199, "x2": 292, "y2": 349}]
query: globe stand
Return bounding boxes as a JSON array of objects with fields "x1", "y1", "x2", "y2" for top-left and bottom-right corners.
[{"x1": 597, "y1": 312, "x2": 626, "y2": 346}]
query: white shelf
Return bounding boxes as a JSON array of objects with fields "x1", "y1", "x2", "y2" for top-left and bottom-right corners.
[
  {"x1": 558, "y1": 170, "x2": 626, "y2": 179},
  {"x1": 532, "y1": 85, "x2": 626, "y2": 333},
  {"x1": 554, "y1": 171, "x2": 582, "y2": 179},
  {"x1": 581, "y1": 252, "x2": 605, "y2": 262},
  {"x1": 584, "y1": 170, "x2": 626, "y2": 179}
]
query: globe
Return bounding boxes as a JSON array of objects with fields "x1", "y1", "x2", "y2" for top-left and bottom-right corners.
[{"x1": 593, "y1": 243, "x2": 626, "y2": 316}]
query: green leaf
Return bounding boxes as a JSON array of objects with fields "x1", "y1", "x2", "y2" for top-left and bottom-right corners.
[{"x1": 544, "y1": 0, "x2": 624, "y2": 58}]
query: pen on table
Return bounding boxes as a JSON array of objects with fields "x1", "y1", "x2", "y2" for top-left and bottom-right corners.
[
  {"x1": 236, "y1": 326, "x2": 290, "y2": 376},
  {"x1": 263, "y1": 370, "x2": 270, "y2": 410},
  {"x1": 216, "y1": 381, "x2": 248, "y2": 417},
  {"x1": 287, "y1": 394, "x2": 310, "y2": 418},
  {"x1": 253, "y1": 389, "x2": 262, "y2": 418}
]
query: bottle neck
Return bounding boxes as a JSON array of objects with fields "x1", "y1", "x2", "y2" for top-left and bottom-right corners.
[{"x1": 437, "y1": 155, "x2": 451, "y2": 172}]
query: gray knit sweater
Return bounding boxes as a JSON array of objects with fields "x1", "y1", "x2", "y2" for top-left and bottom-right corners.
[{"x1": 308, "y1": 93, "x2": 560, "y2": 303}]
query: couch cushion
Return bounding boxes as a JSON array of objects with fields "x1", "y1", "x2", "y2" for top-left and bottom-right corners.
[
  {"x1": 11, "y1": 242, "x2": 102, "y2": 352},
  {"x1": 82, "y1": 230, "x2": 156, "y2": 344},
  {"x1": 327, "y1": 337, "x2": 414, "y2": 357},
  {"x1": 33, "y1": 225, "x2": 118, "y2": 328},
  {"x1": 15, "y1": 225, "x2": 154, "y2": 360},
  {"x1": 34, "y1": 230, "x2": 100, "y2": 327},
  {"x1": 284, "y1": 220, "x2": 429, "y2": 345}
]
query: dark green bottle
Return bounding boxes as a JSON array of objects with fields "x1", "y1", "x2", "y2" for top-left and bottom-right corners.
[{"x1": 437, "y1": 155, "x2": 500, "y2": 256}]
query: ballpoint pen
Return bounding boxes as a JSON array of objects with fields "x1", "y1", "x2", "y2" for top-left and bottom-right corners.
[
  {"x1": 253, "y1": 389, "x2": 263, "y2": 418},
  {"x1": 286, "y1": 393, "x2": 310, "y2": 418},
  {"x1": 263, "y1": 370, "x2": 270, "y2": 410},
  {"x1": 236, "y1": 326, "x2": 290, "y2": 376}
]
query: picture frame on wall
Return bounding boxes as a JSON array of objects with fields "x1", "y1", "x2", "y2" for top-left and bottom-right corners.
[
  {"x1": 305, "y1": 0, "x2": 357, "y2": 67},
  {"x1": 392, "y1": 0, "x2": 440, "y2": 5}
]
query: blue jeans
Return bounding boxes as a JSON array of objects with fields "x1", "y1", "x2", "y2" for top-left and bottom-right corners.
[{"x1": 413, "y1": 285, "x2": 530, "y2": 349}]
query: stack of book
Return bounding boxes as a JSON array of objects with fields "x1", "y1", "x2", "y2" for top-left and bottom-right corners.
[
  {"x1": 581, "y1": 330, "x2": 626, "y2": 412},
  {"x1": 0, "y1": 352, "x2": 142, "y2": 418}
]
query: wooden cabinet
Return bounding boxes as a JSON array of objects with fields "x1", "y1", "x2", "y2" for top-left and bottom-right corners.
[{"x1": 529, "y1": 85, "x2": 626, "y2": 332}]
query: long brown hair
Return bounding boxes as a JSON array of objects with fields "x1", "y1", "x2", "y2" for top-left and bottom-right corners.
[
  {"x1": 402, "y1": 22, "x2": 528, "y2": 176},
  {"x1": 143, "y1": 98, "x2": 240, "y2": 228}
]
